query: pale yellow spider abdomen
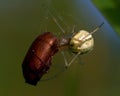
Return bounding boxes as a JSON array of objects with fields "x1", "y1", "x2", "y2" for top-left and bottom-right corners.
[{"x1": 69, "y1": 30, "x2": 94, "y2": 54}]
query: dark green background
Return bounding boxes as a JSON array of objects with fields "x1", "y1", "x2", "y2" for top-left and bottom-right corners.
[
  {"x1": 93, "y1": 0, "x2": 120, "y2": 35},
  {"x1": 0, "y1": 0, "x2": 120, "y2": 96}
]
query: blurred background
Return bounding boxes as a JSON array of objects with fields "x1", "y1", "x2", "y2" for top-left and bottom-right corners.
[
  {"x1": 93, "y1": 0, "x2": 120, "y2": 35},
  {"x1": 0, "y1": 0, "x2": 120, "y2": 96}
]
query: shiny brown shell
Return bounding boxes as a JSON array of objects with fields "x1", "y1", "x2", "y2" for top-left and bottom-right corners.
[{"x1": 22, "y1": 32, "x2": 58, "y2": 85}]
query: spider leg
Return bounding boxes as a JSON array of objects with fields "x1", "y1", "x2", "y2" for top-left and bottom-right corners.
[{"x1": 61, "y1": 51, "x2": 81, "y2": 68}]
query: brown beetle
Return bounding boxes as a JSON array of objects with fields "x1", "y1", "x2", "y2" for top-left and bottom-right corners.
[{"x1": 22, "y1": 32, "x2": 59, "y2": 85}]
